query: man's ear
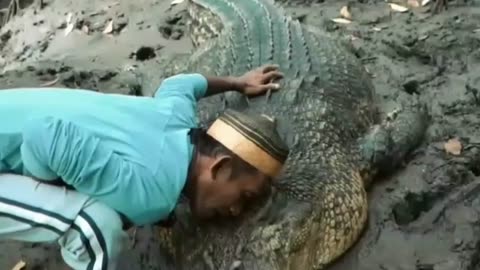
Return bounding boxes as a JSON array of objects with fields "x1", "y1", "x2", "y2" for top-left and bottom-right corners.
[{"x1": 210, "y1": 155, "x2": 233, "y2": 182}]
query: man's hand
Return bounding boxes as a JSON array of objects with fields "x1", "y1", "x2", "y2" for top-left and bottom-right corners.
[
  {"x1": 236, "y1": 64, "x2": 284, "y2": 96},
  {"x1": 203, "y1": 64, "x2": 284, "y2": 97}
]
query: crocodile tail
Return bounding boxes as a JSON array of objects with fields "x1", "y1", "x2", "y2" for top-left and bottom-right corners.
[
  {"x1": 187, "y1": 0, "x2": 312, "y2": 78},
  {"x1": 188, "y1": 0, "x2": 251, "y2": 74},
  {"x1": 187, "y1": 0, "x2": 227, "y2": 48}
]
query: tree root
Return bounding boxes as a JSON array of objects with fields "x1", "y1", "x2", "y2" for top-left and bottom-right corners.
[
  {"x1": 0, "y1": 0, "x2": 29, "y2": 29},
  {"x1": 432, "y1": 0, "x2": 469, "y2": 13}
]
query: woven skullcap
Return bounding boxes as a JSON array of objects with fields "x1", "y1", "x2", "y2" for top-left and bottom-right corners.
[{"x1": 206, "y1": 109, "x2": 289, "y2": 178}]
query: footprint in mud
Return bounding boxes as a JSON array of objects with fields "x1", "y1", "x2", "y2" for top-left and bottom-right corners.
[
  {"x1": 391, "y1": 142, "x2": 480, "y2": 226},
  {"x1": 129, "y1": 46, "x2": 160, "y2": 61},
  {"x1": 392, "y1": 191, "x2": 439, "y2": 225},
  {"x1": 158, "y1": 11, "x2": 186, "y2": 40}
]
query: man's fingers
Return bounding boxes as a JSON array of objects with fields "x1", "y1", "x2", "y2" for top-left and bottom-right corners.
[
  {"x1": 263, "y1": 71, "x2": 284, "y2": 82},
  {"x1": 246, "y1": 83, "x2": 280, "y2": 96},
  {"x1": 262, "y1": 83, "x2": 281, "y2": 91},
  {"x1": 261, "y1": 64, "x2": 280, "y2": 73}
]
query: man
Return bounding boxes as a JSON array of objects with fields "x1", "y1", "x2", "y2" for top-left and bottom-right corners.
[{"x1": 0, "y1": 64, "x2": 289, "y2": 270}]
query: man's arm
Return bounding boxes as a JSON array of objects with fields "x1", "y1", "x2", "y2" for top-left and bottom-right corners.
[
  {"x1": 202, "y1": 75, "x2": 243, "y2": 97},
  {"x1": 154, "y1": 64, "x2": 283, "y2": 102},
  {"x1": 203, "y1": 64, "x2": 283, "y2": 97}
]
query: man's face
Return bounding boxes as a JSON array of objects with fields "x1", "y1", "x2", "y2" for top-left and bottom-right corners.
[{"x1": 190, "y1": 155, "x2": 271, "y2": 219}]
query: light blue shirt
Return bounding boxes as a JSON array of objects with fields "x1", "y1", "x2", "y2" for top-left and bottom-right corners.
[{"x1": 0, "y1": 73, "x2": 208, "y2": 226}]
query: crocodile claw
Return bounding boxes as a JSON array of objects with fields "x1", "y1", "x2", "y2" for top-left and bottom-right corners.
[
  {"x1": 266, "y1": 89, "x2": 272, "y2": 102},
  {"x1": 245, "y1": 96, "x2": 251, "y2": 106}
]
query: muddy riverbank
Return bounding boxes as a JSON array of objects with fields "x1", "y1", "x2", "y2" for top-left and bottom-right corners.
[{"x1": 1, "y1": 0, "x2": 480, "y2": 269}]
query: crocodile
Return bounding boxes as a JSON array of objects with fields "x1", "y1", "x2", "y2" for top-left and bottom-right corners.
[{"x1": 135, "y1": 0, "x2": 431, "y2": 269}]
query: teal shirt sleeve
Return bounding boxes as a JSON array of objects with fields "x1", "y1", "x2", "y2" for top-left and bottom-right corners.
[
  {"x1": 154, "y1": 73, "x2": 208, "y2": 101},
  {"x1": 20, "y1": 115, "x2": 172, "y2": 225}
]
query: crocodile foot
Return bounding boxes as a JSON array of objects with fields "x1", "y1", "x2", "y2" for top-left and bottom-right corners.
[{"x1": 358, "y1": 100, "x2": 429, "y2": 183}]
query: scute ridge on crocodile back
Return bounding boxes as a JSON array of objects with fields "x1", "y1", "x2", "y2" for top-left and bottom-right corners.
[
  {"x1": 165, "y1": 1, "x2": 428, "y2": 270},
  {"x1": 190, "y1": 0, "x2": 256, "y2": 73},
  {"x1": 240, "y1": 0, "x2": 273, "y2": 65}
]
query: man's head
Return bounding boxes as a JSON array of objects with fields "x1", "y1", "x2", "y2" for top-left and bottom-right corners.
[{"x1": 186, "y1": 109, "x2": 289, "y2": 219}]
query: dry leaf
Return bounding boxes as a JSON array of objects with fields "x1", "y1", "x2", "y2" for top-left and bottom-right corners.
[
  {"x1": 340, "y1": 6, "x2": 352, "y2": 20},
  {"x1": 40, "y1": 76, "x2": 59, "y2": 87},
  {"x1": 82, "y1": 25, "x2": 89, "y2": 34},
  {"x1": 64, "y1": 22, "x2": 75, "y2": 36},
  {"x1": 108, "y1": 1, "x2": 120, "y2": 7},
  {"x1": 373, "y1": 26, "x2": 382, "y2": 31},
  {"x1": 12, "y1": 260, "x2": 26, "y2": 270},
  {"x1": 421, "y1": 0, "x2": 431, "y2": 6},
  {"x1": 171, "y1": 0, "x2": 185, "y2": 5},
  {"x1": 419, "y1": 34, "x2": 429, "y2": 40},
  {"x1": 103, "y1": 20, "x2": 114, "y2": 34},
  {"x1": 331, "y1": 18, "x2": 352, "y2": 24},
  {"x1": 389, "y1": 3, "x2": 409, "y2": 12},
  {"x1": 407, "y1": 0, "x2": 420, "y2": 7},
  {"x1": 444, "y1": 138, "x2": 462, "y2": 155},
  {"x1": 66, "y1": 12, "x2": 73, "y2": 24}
]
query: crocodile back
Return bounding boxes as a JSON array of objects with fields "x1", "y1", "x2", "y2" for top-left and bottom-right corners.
[{"x1": 186, "y1": 0, "x2": 377, "y2": 147}]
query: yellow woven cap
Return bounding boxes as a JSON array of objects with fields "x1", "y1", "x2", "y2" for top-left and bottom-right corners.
[{"x1": 206, "y1": 109, "x2": 289, "y2": 178}]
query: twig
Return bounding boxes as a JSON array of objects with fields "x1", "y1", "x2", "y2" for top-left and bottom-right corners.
[
  {"x1": 129, "y1": 227, "x2": 137, "y2": 249},
  {"x1": 4, "y1": 0, "x2": 19, "y2": 27},
  {"x1": 40, "y1": 75, "x2": 60, "y2": 87}
]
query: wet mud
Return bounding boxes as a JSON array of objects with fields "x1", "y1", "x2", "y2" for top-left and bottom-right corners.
[{"x1": 1, "y1": 0, "x2": 480, "y2": 269}]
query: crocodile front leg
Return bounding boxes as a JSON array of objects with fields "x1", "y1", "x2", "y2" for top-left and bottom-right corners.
[{"x1": 358, "y1": 101, "x2": 429, "y2": 185}]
